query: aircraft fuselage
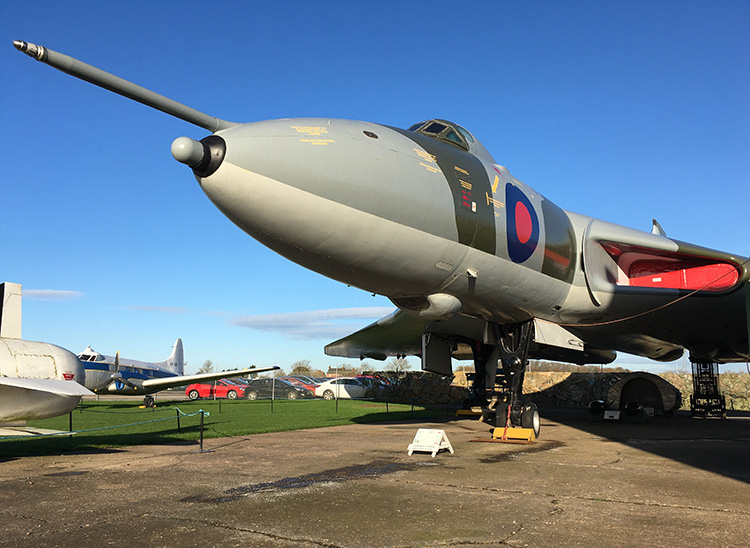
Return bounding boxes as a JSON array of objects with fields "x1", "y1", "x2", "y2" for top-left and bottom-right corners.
[
  {"x1": 195, "y1": 118, "x2": 749, "y2": 362},
  {"x1": 82, "y1": 360, "x2": 175, "y2": 395}
]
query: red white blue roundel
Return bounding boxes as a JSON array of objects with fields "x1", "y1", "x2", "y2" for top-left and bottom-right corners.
[{"x1": 506, "y1": 183, "x2": 539, "y2": 263}]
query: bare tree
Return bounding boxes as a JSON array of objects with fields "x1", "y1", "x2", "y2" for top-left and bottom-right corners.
[
  {"x1": 291, "y1": 359, "x2": 312, "y2": 375},
  {"x1": 197, "y1": 360, "x2": 214, "y2": 374},
  {"x1": 385, "y1": 357, "x2": 410, "y2": 375},
  {"x1": 356, "y1": 361, "x2": 375, "y2": 375}
]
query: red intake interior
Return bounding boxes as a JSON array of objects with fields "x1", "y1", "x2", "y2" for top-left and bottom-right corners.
[{"x1": 600, "y1": 242, "x2": 740, "y2": 292}]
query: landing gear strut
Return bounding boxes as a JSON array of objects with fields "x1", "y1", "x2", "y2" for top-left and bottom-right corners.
[
  {"x1": 471, "y1": 320, "x2": 540, "y2": 438},
  {"x1": 497, "y1": 321, "x2": 533, "y2": 430}
]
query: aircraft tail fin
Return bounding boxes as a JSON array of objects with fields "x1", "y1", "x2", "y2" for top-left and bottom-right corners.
[
  {"x1": 160, "y1": 338, "x2": 184, "y2": 375},
  {"x1": 0, "y1": 282, "x2": 22, "y2": 339}
]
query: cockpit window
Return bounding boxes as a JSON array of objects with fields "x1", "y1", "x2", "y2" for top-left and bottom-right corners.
[
  {"x1": 444, "y1": 130, "x2": 463, "y2": 145},
  {"x1": 422, "y1": 121, "x2": 448, "y2": 135},
  {"x1": 408, "y1": 118, "x2": 470, "y2": 151},
  {"x1": 406, "y1": 119, "x2": 495, "y2": 163},
  {"x1": 456, "y1": 125, "x2": 475, "y2": 144}
]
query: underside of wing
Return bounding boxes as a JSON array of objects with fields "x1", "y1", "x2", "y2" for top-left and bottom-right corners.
[
  {"x1": 140, "y1": 366, "x2": 279, "y2": 392},
  {"x1": 0, "y1": 378, "x2": 94, "y2": 424},
  {"x1": 325, "y1": 311, "x2": 615, "y2": 365},
  {"x1": 325, "y1": 311, "x2": 424, "y2": 360}
]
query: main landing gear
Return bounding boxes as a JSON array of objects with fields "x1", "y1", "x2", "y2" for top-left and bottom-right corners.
[{"x1": 471, "y1": 320, "x2": 540, "y2": 439}]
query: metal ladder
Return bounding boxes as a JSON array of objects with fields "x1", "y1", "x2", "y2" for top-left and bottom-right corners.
[{"x1": 690, "y1": 360, "x2": 726, "y2": 418}]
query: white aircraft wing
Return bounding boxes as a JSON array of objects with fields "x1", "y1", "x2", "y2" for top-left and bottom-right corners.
[
  {"x1": 0, "y1": 377, "x2": 94, "y2": 396},
  {"x1": 140, "y1": 366, "x2": 280, "y2": 392},
  {"x1": 0, "y1": 378, "x2": 95, "y2": 424}
]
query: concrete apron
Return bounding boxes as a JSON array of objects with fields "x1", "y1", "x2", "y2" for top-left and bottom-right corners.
[{"x1": 1, "y1": 408, "x2": 749, "y2": 547}]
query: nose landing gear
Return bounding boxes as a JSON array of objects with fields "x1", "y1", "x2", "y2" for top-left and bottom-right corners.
[{"x1": 471, "y1": 320, "x2": 540, "y2": 441}]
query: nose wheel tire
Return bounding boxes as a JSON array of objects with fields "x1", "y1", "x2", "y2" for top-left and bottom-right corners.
[{"x1": 521, "y1": 403, "x2": 541, "y2": 438}]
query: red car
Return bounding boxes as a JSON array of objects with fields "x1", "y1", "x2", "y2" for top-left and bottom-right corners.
[
  {"x1": 279, "y1": 376, "x2": 319, "y2": 392},
  {"x1": 186, "y1": 379, "x2": 246, "y2": 400}
]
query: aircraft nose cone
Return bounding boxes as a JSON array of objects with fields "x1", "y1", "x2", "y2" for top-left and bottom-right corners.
[
  {"x1": 171, "y1": 137, "x2": 204, "y2": 167},
  {"x1": 171, "y1": 135, "x2": 226, "y2": 177}
]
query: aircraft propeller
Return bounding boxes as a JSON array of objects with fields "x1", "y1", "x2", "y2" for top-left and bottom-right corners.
[{"x1": 109, "y1": 351, "x2": 136, "y2": 390}]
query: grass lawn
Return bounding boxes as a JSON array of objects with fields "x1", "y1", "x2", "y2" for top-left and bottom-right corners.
[{"x1": 0, "y1": 398, "x2": 446, "y2": 457}]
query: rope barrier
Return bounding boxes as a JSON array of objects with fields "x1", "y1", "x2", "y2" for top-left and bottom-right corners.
[{"x1": 0, "y1": 408, "x2": 209, "y2": 440}]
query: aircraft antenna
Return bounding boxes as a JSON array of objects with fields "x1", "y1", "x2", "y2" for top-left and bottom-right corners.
[{"x1": 13, "y1": 40, "x2": 237, "y2": 133}]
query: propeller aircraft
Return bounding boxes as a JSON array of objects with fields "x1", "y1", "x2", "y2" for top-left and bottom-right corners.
[
  {"x1": 79, "y1": 340, "x2": 279, "y2": 408},
  {"x1": 14, "y1": 41, "x2": 749, "y2": 436}
]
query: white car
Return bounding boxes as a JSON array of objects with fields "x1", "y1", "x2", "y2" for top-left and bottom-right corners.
[{"x1": 314, "y1": 377, "x2": 366, "y2": 400}]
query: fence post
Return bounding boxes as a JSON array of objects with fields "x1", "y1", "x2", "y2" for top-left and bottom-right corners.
[
  {"x1": 177, "y1": 409, "x2": 181, "y2": 433},
  {"x1": 199, "y1": 410, "x2": 205, "y2": 452}
]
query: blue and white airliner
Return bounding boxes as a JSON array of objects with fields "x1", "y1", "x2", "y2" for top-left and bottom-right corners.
[{"x1": 79, "y1": 339, "x2": 278, "y2": 407}]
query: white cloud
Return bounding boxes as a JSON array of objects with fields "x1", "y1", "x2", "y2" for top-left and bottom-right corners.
[
  {"x1": 24, "y1": 289, "x2": 83, "y2": 301},
  {"x1": 231, "y1": 307, "x2": 394, "y2": 340}
]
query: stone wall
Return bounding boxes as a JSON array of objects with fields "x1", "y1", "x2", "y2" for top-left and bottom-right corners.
[
  {"x1": 380, "y1": 370, "x2": 750, "y2": 410},
  {"x1": 522, "y1": 371, "x2": 750, "y2": 411}
]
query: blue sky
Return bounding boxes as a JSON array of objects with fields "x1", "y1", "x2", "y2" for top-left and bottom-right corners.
[{"x1": 2, "y1": 1, "x2": 748, "y2": 374}]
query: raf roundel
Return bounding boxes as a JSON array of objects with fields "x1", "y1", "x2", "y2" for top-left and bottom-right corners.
[{"x1": 506, "y1": 183, "x2": 539, "y2": 263}]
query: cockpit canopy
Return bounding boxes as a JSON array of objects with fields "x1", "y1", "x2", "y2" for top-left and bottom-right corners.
[
  {"x1": 408, "y1": 119, "x2": 496, "y2": 163},
  {"x1": 78, "y1": 345, "x2": 105, "y2": 362}
]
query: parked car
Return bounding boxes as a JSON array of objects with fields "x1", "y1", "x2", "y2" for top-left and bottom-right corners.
[
  {"x1": 314, "y1": 377, "x2": 366, "y2": 400},
  {"x1": 280, "y1": 376, "x2": 319, "y2": 392},
  {"x1": 357, "y1": 375, "x2": 389, "y2": 391},
  {"x1": 185, "y1": 379, "x2": 246, "y2": 400},
  {"x1": 294, "y1": 375, "x2": 322, "y2": 385},
  {"x1": 240, "y1": 378, "x2": 314, "y2": 400}
]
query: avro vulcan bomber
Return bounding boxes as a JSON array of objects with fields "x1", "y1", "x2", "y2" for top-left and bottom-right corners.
[{"x1": 14, "y1": 41, "x2": 750, "y2": 436}]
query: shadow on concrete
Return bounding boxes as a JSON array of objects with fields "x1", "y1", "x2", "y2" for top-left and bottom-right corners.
[
  {"x1": 537, "y1": 406, "x2": 750, "y2": 484},
  {"x1": 519, "y1": 372, "x2": 750, "y2": 483},
  {"x1": 361, "y1": 372, "x2": 750, "y2": 484},
  {"x1": 527, "y1": 373, "x2": 750, "y2": 484}
]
